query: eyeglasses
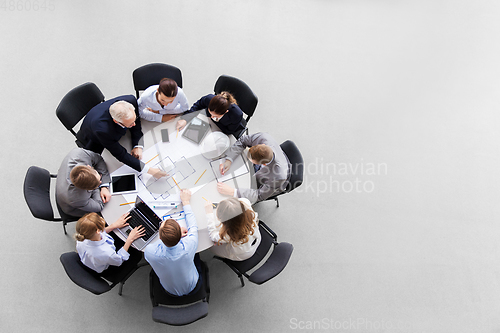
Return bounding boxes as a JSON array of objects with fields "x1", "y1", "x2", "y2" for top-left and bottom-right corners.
[{"x1": 117, "y1": 118, "x2": 136, "y2": 128}]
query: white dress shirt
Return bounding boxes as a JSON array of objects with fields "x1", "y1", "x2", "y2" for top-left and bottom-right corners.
[
  {"x1": 206, "y1": 198, "x2": 261, "y2": 261},
  {"x1": 76, "y1": 231, "x2": 130, "y2": 273},
  {"x1": 138, "y1": 85, "x2": 189, "y2": 122}
]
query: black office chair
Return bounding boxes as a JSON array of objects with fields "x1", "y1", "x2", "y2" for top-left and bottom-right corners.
[
  {"x1": 214, "y1": 75, "x2": 258, "y2": 137},
  {"x1": 149, "y1": 260, "x2": 210, "y2": 325},
  {"x1": 214, "y1": 221, "x2": 293, "y2": 287},
  {"x1": 60, "y1": 252, "x2": 146, "y2": 296},
  {"x1": 56, "y1": 82, "x2": 105, "y2": 148},
  {"x1": 23, "y1": 166, "x2": 80, "y2": 235},
  {"x1": 133, "y1": 63, "x2": 183, "y2": 98},
  {"x1": 266, "y1": 140, "x2": 304, "y2": 207}
]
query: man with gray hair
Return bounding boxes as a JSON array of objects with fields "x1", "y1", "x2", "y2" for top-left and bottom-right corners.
[{"x1": 78, "y1": 95, "x2": 165, "y2": 177}]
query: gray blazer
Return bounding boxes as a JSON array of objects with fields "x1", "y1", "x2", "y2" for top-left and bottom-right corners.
[
  {"x1": 226, "y1": 132, "x2": 291, "y2": 204},
  {"x1": 56, "y1": 148, "x2": 111, "y2": 217}
]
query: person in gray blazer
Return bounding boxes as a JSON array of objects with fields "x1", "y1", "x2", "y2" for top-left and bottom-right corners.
[
  {"x1": 217, "y1": 132, "x2": 291, "y2": 204},
  {"x1": 56, "y1": 148, "x2": 111, "y2": 217}
]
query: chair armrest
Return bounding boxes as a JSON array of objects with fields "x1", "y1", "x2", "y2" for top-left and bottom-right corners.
[{"x1": 258, "y1": 220, "x2": 277, "y2": 241}]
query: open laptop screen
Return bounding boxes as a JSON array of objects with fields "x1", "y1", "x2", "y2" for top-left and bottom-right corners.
[{"x1": 135, "y1": 196, "x2": 162, "y2": 229}]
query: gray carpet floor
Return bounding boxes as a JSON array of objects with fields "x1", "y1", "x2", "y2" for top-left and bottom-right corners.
[{"x1": 2, "y1": 1, "x2": 500, "y2": 332}]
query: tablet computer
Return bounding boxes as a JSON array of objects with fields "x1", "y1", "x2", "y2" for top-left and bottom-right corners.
[
  {"x1": 110, "y1": 173, "x2": 138, "y2": 195},
  {"x1": 182, "y1": 117, "x2": 211, "y2": 145}
]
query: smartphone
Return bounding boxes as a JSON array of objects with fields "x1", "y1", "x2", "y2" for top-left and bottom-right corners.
[{"x1": 161, "y1": 128, "x2": 169, "y2": 142}]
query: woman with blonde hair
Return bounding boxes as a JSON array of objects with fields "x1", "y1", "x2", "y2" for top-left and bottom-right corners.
[
  {"x1": 176, "y1": 91, "x2": 245, "y2": 136},
  {"x1": 205, "y1": 197, "x2": 261, "y2": 261},
  {"x1": 74, "y1": 212, "x2": 145, "y2": 280}
]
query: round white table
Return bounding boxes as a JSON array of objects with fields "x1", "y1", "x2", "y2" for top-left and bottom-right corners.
[{"x1": 100, "y1": 112, "x2": 254, "y2": 252}]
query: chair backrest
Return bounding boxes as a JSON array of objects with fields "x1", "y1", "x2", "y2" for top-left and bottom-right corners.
[
  {"x1": 280, "y1": 140, "x2": 304, "y2": 192},
  {"x1": 133, "y1": 63, "x2": 183, "y2": 98},
  {"x1": 56, "y1": 82, "x2": 104, "y2": 136},
  {"x1": 219, "y1": 221, "x2": 293, "y2": 286},
  {"x1": 150, "y1": 260, "x2": 209, "y2": 306},
  {"x1": 23, "y1": 166, "x2": 57, "y2": 221},
  {"x1": 214, "y1": 75, "x2": 258, "y2": 122},
  {"x1": 227, "y1": 223, "x2": 275, "y2": 274},
  {"x1": 60, "y1": 252, "x2": 112, "y2": 295},
  {"x1": 149, "y1": 261, "x2": 209, "y2": 325}
]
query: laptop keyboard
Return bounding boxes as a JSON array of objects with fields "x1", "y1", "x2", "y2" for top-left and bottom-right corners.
[{"x1": 128, "y1": 210, "x2": 156, "y2": 241}]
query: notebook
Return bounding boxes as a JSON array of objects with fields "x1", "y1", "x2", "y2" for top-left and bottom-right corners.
[{"x1": 116, "y1": 196, "x2": 162, "y2": 250}]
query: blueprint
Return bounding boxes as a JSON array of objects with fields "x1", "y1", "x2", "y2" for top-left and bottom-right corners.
[
  {"x1": 112, "y1": 127, "x2": 217, "y2": 214},
  {"x1": 138, "y1": 156, "x2": 196, "y2": 200}
]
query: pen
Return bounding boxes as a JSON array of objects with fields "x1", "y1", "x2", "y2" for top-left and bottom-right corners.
[
  {"x1": 163, "y1": 211, "x2": 185, "y2": 220},
  {"x1": 164, "y1": 216, "x2": 185, "y2": 221},
  {"x1": 176, "y1": 128, "x2": 179, "y2": 138},
  {"x1": 220, "y1": 159, "x2": 225, "y2": 175},
  {"x1": 152, "y1": 202, "x2": 177, "y2": 208},
  {"x1": 119, "y1": 201, "x2": 135, "y2": 206},
  {"x1": 145, "y1": 154, "x2": 158, "y2": 164},
  {"x1": 152, "y1": 203, "x2": 178, "y2": 208},
  {"x1": 202, "y1": 197, "x2": 217, "y2": 208},
  {"x1": 172, "y1": 176, "x2": 181, "y2": 190},
  {"x1": 194, "y1": 169, "x2": 207, "y2": 185}
]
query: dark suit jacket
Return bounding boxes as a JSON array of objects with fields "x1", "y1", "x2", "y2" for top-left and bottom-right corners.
[
  {"x1": 181, "y1": 94, "x2": 245, "y2": 136},
  {"x1": 78, "y1": 95, "x2": 144, "y2": 172}
]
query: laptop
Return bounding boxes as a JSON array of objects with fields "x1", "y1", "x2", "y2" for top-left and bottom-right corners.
[{"x1": 116, "y1": 196, "x2": 162, "y2": 250}]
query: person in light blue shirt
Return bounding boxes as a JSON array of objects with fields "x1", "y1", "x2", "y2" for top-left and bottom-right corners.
[
  {"x1": 144, "y1": 189, "x2": 200, "y2": 296},
  {"x1": 75, "y1": 212, "x2": 145, "y2": 281}
]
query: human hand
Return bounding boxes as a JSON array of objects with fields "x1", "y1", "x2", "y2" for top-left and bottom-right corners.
[
  {"x1": 180, "y1": 227, "x2": 188, "y2": 237},
  {"x1": 131, "y1": 147, "x2": 143, "y2": 160},
  {"x1": 100, "y1": 187, "x2": 111, "y2": 203},
  {"x1": 217, "y1": 182, "x2": 235, "y2": 196},
  {"x1": 113, "y1": 212, "x2": 131, "y2": 229},
  {"x1": 128, "y1": 225, "x2": 146, "y2": 241},
  {"x1": 219, "y1": 159, "x2": 232, "y2": 175},
  {"x1": 176, "y1": 119, "x2": 187, "y2": 131},
  {"x1": 146, "y1": 107, "x2": 160, "y2": 114},
  {"x1": 148, "y1": 167, "x2": 168, "y2": 179},
  {"x1": 180, "y1": 189, "x2": 192, "y2": 205},
  {"x1": 204, "y1": 200, "x2": 214, "y2": 214},
  {"x1": 161, "y1": 114, "x2": 177, "y2": 122}
]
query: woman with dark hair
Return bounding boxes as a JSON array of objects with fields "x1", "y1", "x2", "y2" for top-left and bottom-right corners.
[
  {"x1": 138, "y1": 78, "x2": 189, "y2": 122},
  {"x1": 176, "y1": 91, "x2": 245, "y2": 136},
  {"x1": 205, "y1": 197, "x2": 261, "y2": 261}
]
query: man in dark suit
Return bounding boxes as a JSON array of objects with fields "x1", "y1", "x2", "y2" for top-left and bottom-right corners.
[{"x1": 78, "y1": 95, "x2": 165, "y2": 177}]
